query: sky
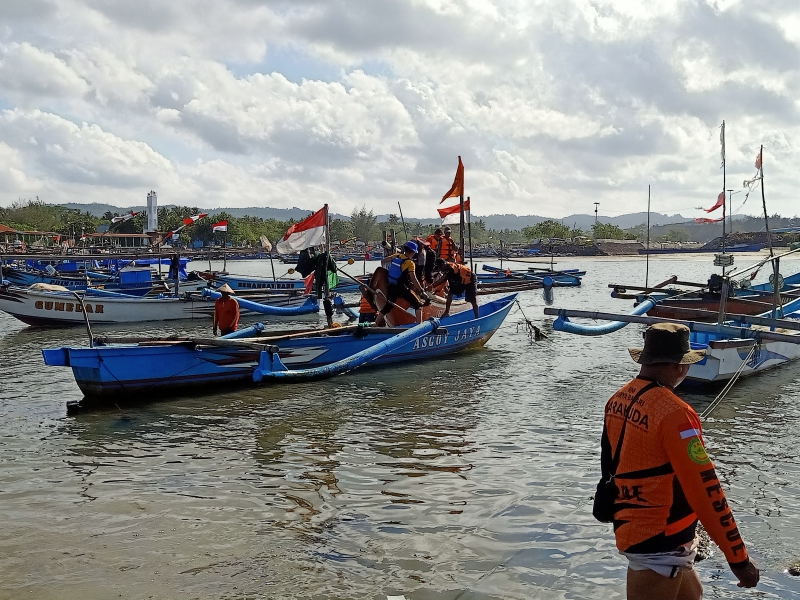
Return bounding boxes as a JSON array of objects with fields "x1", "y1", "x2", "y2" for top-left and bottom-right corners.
[{"x1": 1, "y1": 0, "x2": 799, "y2": 221}]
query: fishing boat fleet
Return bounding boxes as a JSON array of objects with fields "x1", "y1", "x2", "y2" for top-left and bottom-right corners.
[{"x1": 8, "y1": 148, "x2": 800, "y2": 410}]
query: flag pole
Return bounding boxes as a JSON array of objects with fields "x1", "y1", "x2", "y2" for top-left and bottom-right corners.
[
  {"x1": 759, "y1": 146, "x2": 780, "y2": 317},
  {"x1": 323, "y1": 204, "x2": 333, "y2": 327},
  {"x1": 397, "y1": 202, "x2": 409, "y2": 242},
  {"x1": 459, "y1": 160, "x2": 465, "y2": 264},
  {"x1": 645, "y1": 185, "x2": 650, "y2": 288},
  {"x1": 223, "y1": 231, "x2": 228, "y2": 273},
  {"x1": 721, "y1": 120, "x2": 726, "y2": 276},
  {"x1": 467, "y1": 196, "x2": 474, "y2": 271}
]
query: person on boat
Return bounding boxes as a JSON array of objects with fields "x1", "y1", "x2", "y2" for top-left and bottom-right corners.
[
  {"x1": 413, "y1": 237, "x2": 436, "y2": 284},
  {"x1": 358, "y1": 284, "x2": 378, "y2": 324},
  {"x1": 213, "y1": 283, "x2": 240, "y2": 336},
  {"x1": 429, "y1": 259, "x2": 479, "y2": 319},
  {"x1": 379, "y1": 241, "x2": 427, "y2": 319},
  {"x1": 600, "y1": 323, "x2": 759, "y2": 599},
  {"x1": 437, "y1": 226, "x2": 459, "y2": 262},
  {"x1": 426, "y1": 228, "x2": 442, "y2": 254}
]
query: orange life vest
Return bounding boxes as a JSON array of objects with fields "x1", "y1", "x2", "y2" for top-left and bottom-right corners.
[
  {"x1": 360, "y1": 293, "x2": 376, "y2": 314},
  {"x1": 426, "y1": 234, "x2": 439, "y2": 252},
  {"x1": 438, "y1": 236, "x2": 457, "y2": 261},
  {"x1": 449, "y1": 262, "x2": 474, "y2": 285}
]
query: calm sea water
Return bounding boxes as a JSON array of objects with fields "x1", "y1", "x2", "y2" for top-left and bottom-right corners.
[{"x1": 1, "y1": 255, "x2": 799, "y2": 599}]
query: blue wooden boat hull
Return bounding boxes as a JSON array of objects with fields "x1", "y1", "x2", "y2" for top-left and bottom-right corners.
[
  {"x1": 3, "y1": 270, "x2": 156, "y2": 296},
  {"x1": 215, "y1": 273, "x2": 364, "y2": 294},
  {"x1": 214, "y1": 274, "x2": 307, "y2": 291},
  {"x1": 42, "y1": 294, "x2": 517, "y2": 400}
]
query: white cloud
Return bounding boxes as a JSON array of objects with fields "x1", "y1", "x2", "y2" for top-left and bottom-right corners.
[{"x1": 1, "y1": 0, "x2": 800, "y2": 220}]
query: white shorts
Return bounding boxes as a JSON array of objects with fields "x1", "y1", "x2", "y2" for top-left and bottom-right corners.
[{"x1": 622, "y1": 538, "x2": 698, "y2": 578}]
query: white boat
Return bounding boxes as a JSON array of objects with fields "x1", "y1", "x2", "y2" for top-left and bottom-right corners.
[
  {"x1": 685, "y1": 317, "x2": 800, "y2": 385},
  {"x1": 0, "y1": 284, "x2": 317, "y2": 327}
]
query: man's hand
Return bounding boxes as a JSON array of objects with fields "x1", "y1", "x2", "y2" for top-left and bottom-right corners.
[{"x1": 731, "y1": 558, "x2": 759, "y2": 588}]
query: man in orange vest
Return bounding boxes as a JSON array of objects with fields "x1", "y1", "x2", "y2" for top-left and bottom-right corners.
[
  {"x1": 600, "y1": 323, "x2": 759, "y2": 598},
  {"x1": 437, "y1": 226, "x2": 458, "y2": 261},
  {"x1": 213, "y1": 283, "x2": 240, "y2": 336},
  {"x1": 429, "y1": 259, "x2": 479, "y2": 318},
  {"x1": 426, "y1": 228, "x2": 442, "y2": 254}
]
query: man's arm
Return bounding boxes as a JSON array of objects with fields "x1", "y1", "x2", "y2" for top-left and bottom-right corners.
[
  {"x1": 661, "y1": 410, "x2": 759, "y2": 587},
  {"x1": 232, "y1": 299, "x2": 240, "y2": 330}
]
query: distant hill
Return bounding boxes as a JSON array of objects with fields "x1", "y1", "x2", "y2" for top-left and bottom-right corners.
[{"x1": 58, "y1": 202, "x2": 701, "y2": 231}]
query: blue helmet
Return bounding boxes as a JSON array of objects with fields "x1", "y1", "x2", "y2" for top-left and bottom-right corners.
[{"x1": 402, "y1": 241, "x2": 418, "y2": 254}]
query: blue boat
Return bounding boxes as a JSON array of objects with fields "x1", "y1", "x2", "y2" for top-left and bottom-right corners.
[
  {"x1": 41, "y1": 294, "x2": 517, "y2": 401},
  {"x1": 214, "y1": 272, "x2": 367, "y2": 294},
  {"x1": 480, "y1": 264, "x2": 584, "y2": 286},
  {"x1": 638, "y1": 243, "x2": 763, "y2": 255},
  {"x1": 2, "y1": 265, "x2": 169, "y2": 296}
]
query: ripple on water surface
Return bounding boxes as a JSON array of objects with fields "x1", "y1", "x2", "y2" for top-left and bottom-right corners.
[{"x1": 0, "y1": 257, "x2": 799, "y2": 598}]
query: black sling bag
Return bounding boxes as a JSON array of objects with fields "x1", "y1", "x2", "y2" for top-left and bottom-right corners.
[{"x1": 593, "y1": 382, "x2": 658, "y2": 523}]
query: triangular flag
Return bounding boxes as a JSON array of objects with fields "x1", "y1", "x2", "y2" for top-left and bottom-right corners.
[
  {"x1": 440, "y1": 156, "x2": 464, "y2": 204},
  {"x1": 705, "y1": 192, "x2": 725, "y2": 213},
  {"x1": 111, "y1": 211, "x2": 139, "y2": 223},
  {"x1": 183, "y1": 213, "x2": 208, "y2": 225}
]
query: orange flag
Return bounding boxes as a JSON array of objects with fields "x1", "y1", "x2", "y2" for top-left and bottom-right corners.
[{"x1": 440, "y1": 156, "x2": 464, "y2": 203}]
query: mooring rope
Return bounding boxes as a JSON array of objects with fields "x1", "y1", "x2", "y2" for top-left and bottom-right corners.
[{"x1": 700, "y1": 341, "x2": 758, "y2": 420}]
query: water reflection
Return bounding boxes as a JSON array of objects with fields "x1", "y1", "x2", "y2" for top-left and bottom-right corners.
[{"x1": 2, "y1": 257, "x2": 800, "y2": 598}]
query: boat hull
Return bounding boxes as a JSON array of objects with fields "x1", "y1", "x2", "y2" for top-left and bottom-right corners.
[
  {"x1": 685, "y1": 336, "x2": 800, "y2": 385},
  {"x1": 42, "y1": 295, "x2": 517, "y2": 399},
  {"x1": 0, "y1": 286, "x2": 311, "y2": 327}
]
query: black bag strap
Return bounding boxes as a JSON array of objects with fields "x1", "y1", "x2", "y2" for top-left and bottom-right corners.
[{"x1": 610, "y1": 381, "x2": 659, "y2": 475}]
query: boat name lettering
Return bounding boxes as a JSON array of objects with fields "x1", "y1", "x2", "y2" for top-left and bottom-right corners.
[
  {"x1": 34, "y1": 301, "x2": 104, "y2": 314},
  {"x1": 411, "y1": 325, "x2": 481, "y2": 350},
  {"x1": 236, "y1": 282, "x2": 294, "y2": 290}
]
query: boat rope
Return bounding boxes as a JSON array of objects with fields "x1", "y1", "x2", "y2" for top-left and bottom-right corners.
[
  {"x1": 700, "y1": 341, "x2": 758, "y2": 420},
  {"x1": 514, "y1": 299, "x2": 546, "y2": 340}
]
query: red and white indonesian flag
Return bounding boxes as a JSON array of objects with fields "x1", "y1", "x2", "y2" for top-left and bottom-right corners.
[
  {"x1": 212, "y1": 220, "x2": 228, "y2": 233},
  {"x1": 438, "y1": 198, "x2": 470, "y2": 225},
  {"x1": 276, "y1": 207, "x2": 327, "y2": 253},
  {"x1": 183, "y1": 213, "x2": 208, "y2": 225},
  {"x1": 111, "y1": 211, "x2": 139, "y2": 223}
]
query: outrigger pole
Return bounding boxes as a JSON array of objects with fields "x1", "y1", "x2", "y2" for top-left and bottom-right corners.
[{"x1": 543, "y1": 307, "x2": 800, "y2": 345}]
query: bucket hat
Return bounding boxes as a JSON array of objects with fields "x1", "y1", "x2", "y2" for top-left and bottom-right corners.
[{"x1": 628, "y1": 323, "x2": 705, "y2": 365}]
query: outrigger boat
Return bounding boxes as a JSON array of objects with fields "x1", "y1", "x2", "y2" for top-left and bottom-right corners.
[
  {"x1": 480, "y1": 265, "x2": 584, "y2": 287},
  {"x1": 41, "y1": 293, "x2": 518, "y2": 402},
  {"x1": 0, "y1": 283, "x2": 319, "y2": 327}
]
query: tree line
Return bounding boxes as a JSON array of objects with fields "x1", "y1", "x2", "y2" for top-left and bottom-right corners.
[{"x1": 6, "y1": 198, "x2": 796, "y2": 248}]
